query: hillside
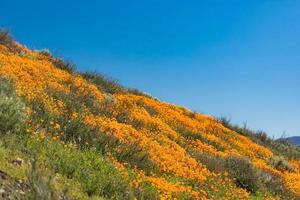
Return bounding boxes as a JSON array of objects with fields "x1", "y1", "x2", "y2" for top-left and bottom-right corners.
[{"x1": 0, "y1": 31, "x2": 300, "y2": 199}]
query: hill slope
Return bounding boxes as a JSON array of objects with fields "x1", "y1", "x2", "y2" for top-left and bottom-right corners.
[{"x1": 0, "y1": 33, "x2": 300, "y2": 199}]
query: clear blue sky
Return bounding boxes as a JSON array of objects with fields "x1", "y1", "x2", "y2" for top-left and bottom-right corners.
[{"x1": 1, "y1": 0, "x2": 299, "y2": 138}]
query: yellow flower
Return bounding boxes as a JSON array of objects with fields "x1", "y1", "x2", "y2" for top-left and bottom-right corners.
[
  {"x1": 54, "y1": 123, "x2": 60, "y2": 129},
  {"x1": 39, "y1": 131, "x2": 46, "y2": 140}
]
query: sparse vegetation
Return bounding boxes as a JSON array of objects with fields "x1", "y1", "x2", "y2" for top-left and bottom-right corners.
[
  {"x1": 267, "y1": 156, "x2": 294, "y2": 172},
  {"x1": 0, "y1": 76, "x2": 26, "y2": 135},
  {"x1": 0, "y1": 29, "x2": 15, "y2": 49},
  {"x1": 225, "y1": 156, "x2": 262, "y2": 193},
  {"x1": 80, "y1": 71, "x2": 125, "y2": 94},
  {"x1": 52, "y1": 58, "x2": 76, "y2": 73},
  {"x1": 218, "y1": 116, "x2": 300, "y2": 160}
]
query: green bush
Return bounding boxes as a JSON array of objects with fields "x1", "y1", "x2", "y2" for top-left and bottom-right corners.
[
  {"x1": 0, "y1": 76, "x2": 26, "y2": 135},
  {"x1": 27, "y1": 140, "x2": 131, "y2": 198},
  {"x1": 189, "y1": 151, "x2": 227, "y2": 172},
  {"x1": 52, "y1": 58, "x2": 76, "y2": 73},
  {"x1": 0, "y1": 76, "x2": 16, "y2": 97},
  {"x1": 190, "y1": 150, "x2": 297, "y2": 198},
  {"x1": 80, "y1": 71, "x2": 125, "y2": 94},
  {"x1": 27, "y1": 159, "x2": 57, "y2": 200},
  {"x1": 37, "y1": 49, "x2": 52, "y2": 57},
  {"x1": 218, "y1": 117, "x2": 270, "y2": 146},
  {"x1": 81, "y1": 71, "x2": 153, "y2": 97},
  {"x1": 61, "y1": 119, "x2": 98, "y2": 147},
  {"x1": 262, "y1": 174, "x2": 296, "y2": 199},
  {"x1": 0, "y1": 29, "x2": 15, "y2": 49},
  {"x1": 127, "y1": 88, "x2": 154, "y2": 98},
  {"x1": 225, "y1": 156, "x2": 262, "y2": 193},
  {"x1": 267, "y1": 156, "x2": 294, "y2": 172}
]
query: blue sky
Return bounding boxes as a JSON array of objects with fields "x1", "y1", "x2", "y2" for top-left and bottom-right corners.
[{"x1": 1, "y1": 0, "x2": 299, "y2": 138}]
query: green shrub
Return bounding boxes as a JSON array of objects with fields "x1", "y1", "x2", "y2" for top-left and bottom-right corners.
[
  {"x1": 0, "y1": 29, "x2": 15, "y2": 49},
  {"x1": 61, "y1": 119, "x2": 98, "y2": 147},
  {"x1": 225, "y1": 156, "x2": 262, "y2": 193},
  {"x1": 135, "y1": 181, "x2": 159, "y2": 199},
  {"x1": 37, "y1": 49, "x2": 52, "y2": 57},
  {"x1": 190, "y1": 149, "x2": 297, "y2": 198},
  {"x1": 127, "y1": 88, "x2": 154, "y2": 98},
  {"x1": 262, "y1": 174, "x2": 296, "y2": 199},
  {"x1": 218, "y1": 117, "x2": 270, "y2": 146},
  {"x1": 96, "y1": 133, "x2": 158, "y2": 175},
  {"x1": 0, "y1": 76, "x2": 15, "y2": 97},
  {"x1": 80, "y1": 71, "x2": 125, "y2": 94},
  {"x1": 0, "y1": 76, "x2": 26, "y2": 135},
  {"x1": 189, "y1": 151, "x2": 227, "y2": 172},
  {"x1": 27, "y1": 159, "x2": 57, "y2": 200},
  {"x1": 46, "y1": 88, "x2": 104, "y2": 147},
  {"x1": 267, "y1": 156, "x2": 294, "y2": 172},
  {"x1": 52, "y1": 58, "x2": 76, "y2": 73},
  {"x1": 271, "y1": 141, "x2": 300, "y2": 160},
  {"x1": 27, "y1": 140, "x2": 131, "y2": 198},
  {"x1": 180, "y1": 130, "x2": 203, "y2": 141}
]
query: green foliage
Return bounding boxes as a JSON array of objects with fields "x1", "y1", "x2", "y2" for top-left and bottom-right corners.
[
  {"x1": 62, "y1": 119, "x2": 98, "y2": 147},
  {"x1": 80, "y1": 71, "x2": 125, "y2": 94},
  {"x1": 267, "y1": 156, "x2": 294, "y2": 172},
  {"x1": 134, "y1": 181, "x2": 159, "y2": 200},
  {"x1": 52, "y1": 58, "x2": 76, "y2": 73},
  {"x1": 188, "y1": 151, "x2": 227, "y2": 172},
  {"x1": 270, "y1": 141, "x2": 300, "y2": 160},
  {"x1": 37, "y1": 49, "x2": 52, "y2": 57},
  {"x1": 180, "y1": 130, "x2": 203, "y2": 141},
  {"x1": 28, "y1": 87, "x2": 99, "y2": 148},
  {"x1": 0, "y1": 76, "x2": 15, "y2": 97},
  {"x1": 127, "y1": 88, "x2": 154, "y2": 99},
  {"x1": 27, "y1": 159, "x2": 57, "y2": 200},
  {"x1": 225, "y1": 156, "x2": 262, "y2": 193},
  {"x1": 0, "y1": 132, "x2": 134, "y2": 199},
  {"x1": 0, "y1": 148, "x2": 27, "y2": 199},
  {"x1": 80, "y1": 71, "x2": 154, "y2": 98},
  {"x1": 189, "y1": 149, "x2": 297, "y2": 198},
  {"x1": 0, "y1": 76, "x2": 26, "y2": 135},
  {"x1": 261, "y1": 173, "x2": 296, "y2": 199},
  {"x1": 218, "y1": 116, "x2": 300, "y2": 160},
  {"x1": 0, "y1": 29, "x2": 15, "y2": 49},
  {"x1": 36, "y1": 48, "x2": 76, "y2": 73},
  {"x1": 218, "y1": 117, "x2": 270, "y2": 145},
  {"x1": 26, "y1": 140, "x2": 131, "y2": 198},
  {"x1": 94, "y1": 131, "x2": 157, "y2": 175}
]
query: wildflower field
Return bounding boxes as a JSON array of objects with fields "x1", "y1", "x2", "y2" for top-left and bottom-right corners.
[{"x1": 0, "y1": 31, "x2": 300, "y2": 199}]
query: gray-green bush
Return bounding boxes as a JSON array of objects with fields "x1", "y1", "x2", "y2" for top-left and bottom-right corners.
[
  {"x1": 80, "y1": 71, "x2": 125, "y2": 94},
  {"x1": 0, "y1": 29, "x2": 15, "y2": 49},
  {"x1": 0, "y1": 76, "x2": 26, "y2": 134},
  {"x1": 225, "y1": 156, "x2": 262, "y2": 193},
  {"x1": 267, "y1": 156, "x2": 294, "y2": 172}
]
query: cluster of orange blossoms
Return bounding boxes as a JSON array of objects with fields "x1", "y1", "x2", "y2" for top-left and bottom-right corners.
[{"x1": 1, "y1": 43, "x2": 300, "y2": 198}]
